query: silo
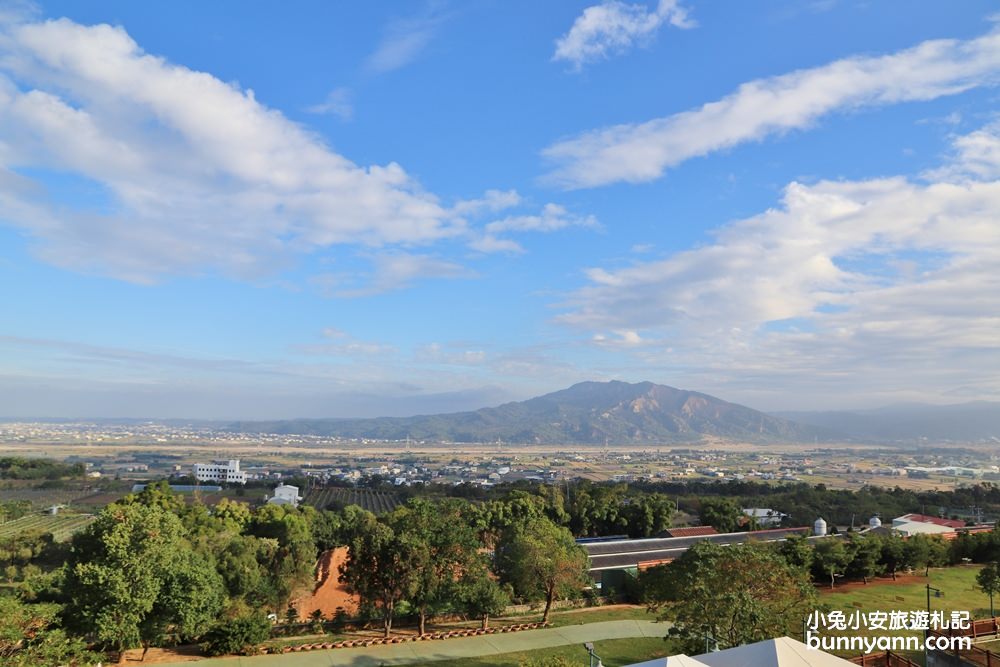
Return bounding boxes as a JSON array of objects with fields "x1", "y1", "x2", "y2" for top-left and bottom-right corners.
[{"x1": 813, "y1": 517, "x2": 828, "y2": 536}]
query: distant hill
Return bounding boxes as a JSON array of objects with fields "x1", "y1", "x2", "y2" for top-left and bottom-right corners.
[
  {"x1": 226, "y1": 380, "x2": 827, "y2": 444},
  {"x1": 775, "y1": 402, "x2": 1000, "y2": 443}
]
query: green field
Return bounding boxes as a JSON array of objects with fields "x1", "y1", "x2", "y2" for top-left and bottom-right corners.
[
  {"x1": 0, "y1": 512, "x2": 95, "y2": 541},
  {"x1": 416, "y1": 636, "x2": 674, "y2": 667},
  {"x1": 303, "y1": 486, "x2": 401, "y2": 513}
]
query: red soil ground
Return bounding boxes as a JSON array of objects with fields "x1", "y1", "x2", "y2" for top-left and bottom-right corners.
[{"x1": 291, "y1": 548, "x2": 359, "y2": 621}]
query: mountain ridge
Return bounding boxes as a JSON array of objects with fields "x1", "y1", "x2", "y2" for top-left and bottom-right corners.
[{"x1": 226, "y1": 380, "x2": 828, "y2": 444}]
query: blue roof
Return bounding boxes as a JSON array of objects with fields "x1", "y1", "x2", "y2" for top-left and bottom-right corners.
[{"x1": 131, "y1": 484, "x2": 222, "y2": 493}]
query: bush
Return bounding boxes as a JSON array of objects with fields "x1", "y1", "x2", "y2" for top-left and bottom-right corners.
[{"x1": 202, "y1": 614, "x2": 271, "y2": 656}]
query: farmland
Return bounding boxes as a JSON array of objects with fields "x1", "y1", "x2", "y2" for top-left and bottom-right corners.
[
  {"x1": 303, "y1": 486, "x2": 401, "y2": 514},
  {"x1": 0, "y1": 481, "x2": 109, "y2": 508},
  {"x1": 0, "y1": 512, "x2": 96, "y2": 541}
]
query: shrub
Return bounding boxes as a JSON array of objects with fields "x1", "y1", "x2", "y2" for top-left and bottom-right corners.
[{"x1": 202, "y1": 614, "x2": 271, "y2": 656}]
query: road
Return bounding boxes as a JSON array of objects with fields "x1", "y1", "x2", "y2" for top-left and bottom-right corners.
[{"x1": 159, "y1": 619, "x2": 667, "y2": 666}]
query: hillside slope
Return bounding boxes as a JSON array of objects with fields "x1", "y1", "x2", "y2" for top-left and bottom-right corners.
[{"x1": 228, "y1": 380, "x2": 826, "y2": 444}]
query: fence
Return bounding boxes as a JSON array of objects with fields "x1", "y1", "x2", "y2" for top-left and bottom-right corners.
[
  {"x1": 849, "y1": 651, "x2": 920, "y2": 667},
  {"x1": 927, "y1": 618, "x2": 1000, "y2": 667}
]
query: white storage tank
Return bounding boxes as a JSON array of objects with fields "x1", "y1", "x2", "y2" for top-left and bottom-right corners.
[
  {"x1": 814, "y1": 517, "x2": 828, "y2": 536},
  {"x1": 869, "y1": 515, "x2": 882, "y2": 529}
]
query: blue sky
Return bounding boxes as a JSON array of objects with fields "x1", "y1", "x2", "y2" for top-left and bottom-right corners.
[{"x1": 2, "y1": 0, "x2": 1000, "y2": 418}]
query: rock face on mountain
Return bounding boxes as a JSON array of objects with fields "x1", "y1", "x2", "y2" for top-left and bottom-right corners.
[{"x1": 228, "y1": 380, "x2": 825, "y2": 444}]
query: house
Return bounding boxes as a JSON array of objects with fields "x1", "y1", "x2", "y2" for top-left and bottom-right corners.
[
  {"x1": 192, "y1": 459, "x2": 247, "y2": 485},
  {"x1": 625, "y1": 636, "x2": 859, "y2": 667},
  {"x1": 266, "y1": 484, "x2": 302, "y2": 507}
]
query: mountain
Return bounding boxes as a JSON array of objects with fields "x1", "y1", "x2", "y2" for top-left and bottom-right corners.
[
  {"x1": 226, "y1": 381, "x2": 827, "y2": 444},
  {"x1": 774, "y1": 402, "x2": 1000, "y2": 443}
]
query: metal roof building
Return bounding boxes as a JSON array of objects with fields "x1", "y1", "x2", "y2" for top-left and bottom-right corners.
[{"x1": 580, "y1": 527, "x2": 813, "y2": 592}]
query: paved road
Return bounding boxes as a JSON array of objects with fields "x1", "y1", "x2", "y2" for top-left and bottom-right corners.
[{"x1": 161, "y1": 619, "x2": 667, "y2": 667}]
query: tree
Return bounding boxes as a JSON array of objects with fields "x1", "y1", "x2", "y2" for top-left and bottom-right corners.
[
  {"x1": 698, "y1": 498, "x2": 741, "y2": 533},
  {"x1": 0, "y1": 597, "x2": 102, "y2": 667},
  {"x1": 643, "y1": 540, "x2": 817, "y2": 653},
  {"x1": 846, "y1": 534, "x2": 883, "y2": 584},
  {"x1": 248, "y1": 504, "x2": 317, "y2": 609},
  {"x1": 878, "y1": 533, "x2": 908, "y2": 580},
  {"x1": 389, "y1": 499, "x2": 481, "y2": 636},
  {"x1": 812, "y1": 538, "x2": 850, "y2": 589},
  {"x1": 213, "y1": 498, "x2": 251, "y2": 530},
  {"x1": 63, "y1": 502, "x2": 225, "y2": 660},
  {"x1": 339, "y1": 515, "x2": 419, "y2": 637},
  {"x1": 138, "y1": 550, "x2": 226, "y2": 654},
  {"x1": 309, "y1": 609, "x2": 325, "y2": 634},
  {"x1": 978, "y1": 563, "x2": 1000, "y2": 617},
  {"x1": 778, "y1": 533, "x2": 813, "y2": 571},
  {"x1": 623, "y1": 494, "x2": 675, "y2": 538},
  {"x1": 496, "y1": 518, "x2": 590, "y2": 623},
  {"x1": 905, "y1": 534, "x2": 948, "y2": 576},
  {"x1": 457, "y1": 564, "x2": 511, "y2": 629}
]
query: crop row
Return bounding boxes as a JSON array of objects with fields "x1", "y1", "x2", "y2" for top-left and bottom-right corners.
[
  {"x1": 0, "y1": 513, "x2": 96, "y2": 541},
  {"x1": 302, "y1": 487, "x2": 401, "y2": 514}
]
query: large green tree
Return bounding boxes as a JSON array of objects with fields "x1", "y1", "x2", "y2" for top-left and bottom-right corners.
[
  {"x1": 977, "y1": 562, "x2": 1000, "y2": 617},
  {"x1": 846, "y1": 534, "x2": 883, "y2": 584},
  {"x1": 812, "y1": 537, "x2": 851, "y2": 589},
  {"x1": 697, "y1": 497, "x2": 741, "y2": 533},
  {"x1": 63, "y1": 502, "x2": 224, "y2": 657},
  {"x1": 878, "y1": 533, "x2": 908, "y2": 580},
  {"x1": 339, "y1": 513, "x2": 420, "y2": 637},
  {"x1": 496, "y1": 518, "x2": 590, "y2": 623},
  {"x1": 389, "y1": 499, "x2": 481, "y2": 636},
  {"x1": 643, "y1": 540, "x2": 817, "y2": 653}
]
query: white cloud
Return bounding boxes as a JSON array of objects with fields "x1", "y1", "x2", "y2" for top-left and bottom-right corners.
[
  {"x1": 543, "y1": 27, "x2": 1000, "y2": 188},
  {"x1": 451, "y1": 189, "x2": 522, "y2": 217},
  {"x1": 315, "y1": 251, "x2": 473, "y2": 298},
  {"x1": 486, "y1": 203, "x2": 598, "y2": 234},
  {"x1": 468, "y1": 235, "x2": 525, "y2": 254},
  {"x1": 295, "y1": 330, "x2": 397, "y2": 357},
  {"x1": 553, "y1": 0, "x2": 694, "y2": 70},
  {"x1": 472, "y1": 203, "x2": 598, "y2": 254},
  {"x1": 558, "y1": 123, "x2": 1000, "y2": 406},
  {"x1": 305, "y1": 86, "x2": 353, "y2": 120},
  {"x1": 0, "y1": 18, "x2": 462, "y2": 282},
  {"x1": 416, "y1": 342, "x2": 487, "y2": 366},
  {"x1": 925, "y1": 121, "x2": 1000, "y2": 181},
  {"x1": 365, "y1": 6, "x2": 447, "y2": 74}
]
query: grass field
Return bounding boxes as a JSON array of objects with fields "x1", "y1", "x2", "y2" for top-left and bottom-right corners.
[
  {"x1": 0, "y1": 512, "x2": 95, "y2": 540},
  {"x1": 814, "y1": 566, "x2": 988, "y2": 664},
  {"x1": 415, "y1": 636, "x2": 674, "y2": 667},
  {"x1": 821, "y1": 565, "x2": 989, "y2": 617}
]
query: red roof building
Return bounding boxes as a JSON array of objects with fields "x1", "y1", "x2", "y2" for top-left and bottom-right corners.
[
  {"x1": 662, "y1": 526, "x2": 719, "y2": 538},
  {"x1": 895, "y1": 513, "x2": 966, "y2": 529}
]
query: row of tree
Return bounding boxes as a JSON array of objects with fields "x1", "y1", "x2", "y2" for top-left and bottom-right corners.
[
  {"x1": 640, "y1": 530, "x2": 960, "y2": 654},
  {"x1": 340, "y1": 498, "x2": 590, "y2": 636},
  {"x1": 2, "y1": 482, "x2": 595, "y2": 662}
]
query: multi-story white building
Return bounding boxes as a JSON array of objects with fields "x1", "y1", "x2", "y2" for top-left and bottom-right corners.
[{"x1": 193, "y1": 459, "x2": 247, "y2": 485}]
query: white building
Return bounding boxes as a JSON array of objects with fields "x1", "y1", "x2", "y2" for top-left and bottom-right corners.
[
  {"x1": 266, "y1": 484, "x2": 302, "y2": 507},
  {"x1": 193, "y1": 459, "x2": 247, "y2": 485},
  {"x1": 626, "y1": 636, "x2": 858, "y2": 667}
]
